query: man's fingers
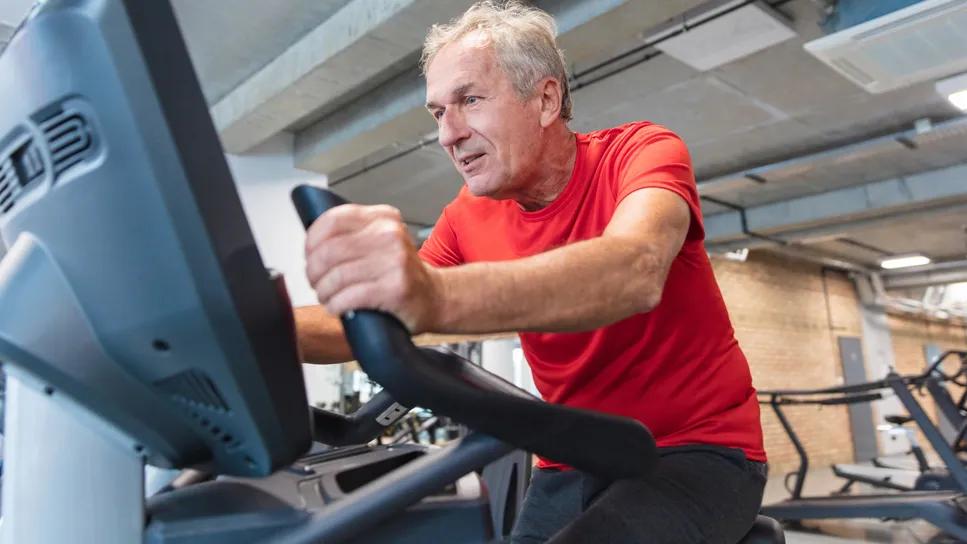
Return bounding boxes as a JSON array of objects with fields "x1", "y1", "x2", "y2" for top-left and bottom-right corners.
[
  {"x1": 311, "y1": 256, "x2": 394, "y2": 307},
  {"x1": 305, "y1": 216, "x2": 412, "y2": 284},
  {"x1": 305, "y1": 204, "x2": 403, "y2": 253},
  {"x1": 322, "y1": 281, "x2": 383, "y2": 318}
]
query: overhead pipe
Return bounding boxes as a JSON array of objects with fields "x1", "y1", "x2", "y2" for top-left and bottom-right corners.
[{"x1": 880, "y1": 259, "x2": 967, "y2": 290}]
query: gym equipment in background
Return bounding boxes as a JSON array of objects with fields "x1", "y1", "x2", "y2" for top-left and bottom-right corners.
[{"x1": 759, "y1": 351, "x2": 967, "y2": 540}]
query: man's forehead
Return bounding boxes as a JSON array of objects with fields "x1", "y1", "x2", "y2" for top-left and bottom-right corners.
[{"x1": 426, "y1": 43, "x2": 498, "y2": 102}]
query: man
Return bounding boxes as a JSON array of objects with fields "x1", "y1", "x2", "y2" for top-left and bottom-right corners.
[{"x1": 295, "y1": 1, "x2": 766, "y2": 542}]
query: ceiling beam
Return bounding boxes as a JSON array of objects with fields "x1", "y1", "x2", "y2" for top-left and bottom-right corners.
[
  {"x1": 881, "y1": 260, "x2": 967, "y2": 290},
  {"x1": 698, "y1": 115, "x2": 967, "y2": 198},
  {"x1": 211, "y1": 0, "x2": 476, "y2": 154},
  {"x1": 294, "y1": 67, "x2": 431, "y2": 175},
  {"x1": 705, "y1": 161, "x2": 967, "y2": 251}
]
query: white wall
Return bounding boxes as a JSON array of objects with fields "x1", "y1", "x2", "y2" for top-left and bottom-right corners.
[
  {"x1": 481, "y1": 338, "x2": 539, "y2": 397},
  {"x1": 0, "y1": 0, "x2": 35, "y2": 28},
  {"x1": 225, "y1": 132, "x2": 341, "y2": 408}
]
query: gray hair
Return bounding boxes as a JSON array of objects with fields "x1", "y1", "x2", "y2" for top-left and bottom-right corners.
[{"x1": 420, "y1": 1, "x2": 573, "y2": 121}]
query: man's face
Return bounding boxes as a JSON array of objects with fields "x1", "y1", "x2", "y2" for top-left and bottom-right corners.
[{"x1": 425, "y1": 33, "x2": 542, "y2": 198}]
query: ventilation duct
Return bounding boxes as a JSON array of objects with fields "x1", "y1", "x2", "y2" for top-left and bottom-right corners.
[{"x1": 804, "y1": 0, "x2": 967, "y2": 93}]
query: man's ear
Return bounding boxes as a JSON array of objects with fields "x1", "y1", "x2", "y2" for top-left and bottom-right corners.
[{"x1": 537, "y1": 77, "x2": 564, "y2": 128}]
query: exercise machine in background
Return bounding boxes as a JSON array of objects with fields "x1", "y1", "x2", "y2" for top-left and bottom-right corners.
[
  {"x1": 832, "y1": 352, "x2": 967, "y2": 493},
  {"x1": 759, "y1": 351, "x2": 967, "y2": 540}
]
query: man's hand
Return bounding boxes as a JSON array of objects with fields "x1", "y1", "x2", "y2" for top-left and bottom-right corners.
[{"x1": 304, "y1": 204, "x2": 443, "y2": 334}]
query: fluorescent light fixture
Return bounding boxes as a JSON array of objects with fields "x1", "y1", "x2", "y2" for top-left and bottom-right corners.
[
  {"x1": 880, "y1": 254, "x2": 931, "y2": 270},
  {"x1": 948, "y1": 90, "x2": 967, "y2": 110},
  {"x1": 936, "y1": 72, "x2": 967, "y2": 111}
]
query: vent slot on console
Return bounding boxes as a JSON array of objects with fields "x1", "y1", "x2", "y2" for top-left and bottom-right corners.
[
  {"x1": 155, "y1": 369, "x2": 231, "y2": 414},
  {"x1": 38, "y1": 108, "x2": 94, "y2": 178},
  {"x1": 0, "y1": 139, "x2": 44, "y2": 216}
]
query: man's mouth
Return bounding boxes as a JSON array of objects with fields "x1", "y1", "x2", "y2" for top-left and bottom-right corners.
[{"x1": 459, "y1": 153, "x2": 484, "y2": 167}]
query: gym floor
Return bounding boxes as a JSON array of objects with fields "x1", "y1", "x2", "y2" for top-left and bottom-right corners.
[{"x1": 764, "y1": 465, "x2": 960, "y2": 543}]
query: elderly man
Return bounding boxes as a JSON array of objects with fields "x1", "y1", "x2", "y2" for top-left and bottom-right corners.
[{"x1": 295, "y1": 1, "x2": 766, "y2": 542}]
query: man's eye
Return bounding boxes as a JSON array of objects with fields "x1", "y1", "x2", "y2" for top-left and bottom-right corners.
[
  {"x1": 433, "y1": 110, "x2": 444, "y2": 120},
  {"x1": 465, "y1": 96, "x2": 479, "y2": 105}
]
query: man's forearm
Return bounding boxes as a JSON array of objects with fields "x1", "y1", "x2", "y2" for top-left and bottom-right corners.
[
  {"x1": 296, "y1": 236, "x2": 661, "y2": 346},
  {"x1": 434, "y1": 236, "x2": 665, "y2": 335},
  {"x1": 293, "y1": 305, "x2": 353, "y2": 364}
]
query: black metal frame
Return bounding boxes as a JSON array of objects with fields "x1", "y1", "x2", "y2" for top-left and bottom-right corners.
[
  {"x1": 765, "y1": 390, "x2": 885, "y2": 500},
  {"x1": 760, "y1": 351, "x2": 967, "y2": 539}
]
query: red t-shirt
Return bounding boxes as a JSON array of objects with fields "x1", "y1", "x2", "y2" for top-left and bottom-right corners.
[{"x1": 419, "y1": 121, "x2": 766, "y2": 466}]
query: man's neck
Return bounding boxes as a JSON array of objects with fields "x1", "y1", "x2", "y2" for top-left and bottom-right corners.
[{"x1": 514, "y1": 126, "x2": 576, "y2": 212}]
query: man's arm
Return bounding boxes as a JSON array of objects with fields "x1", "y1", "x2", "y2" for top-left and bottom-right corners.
[
  {"x1": 293, "y1": 305, "x2": 352, "y2": 364},
  {"x1": 434, "y1": 187, "x2": 690, "y2": 333},
  {"x1": 304, "y1": 187, "x2": 690, "y2": 336}
]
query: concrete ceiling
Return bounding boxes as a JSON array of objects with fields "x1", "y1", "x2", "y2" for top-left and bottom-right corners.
[
  {"x1": 699, "y1": 116, "x2": 967, "y2": 213},
  {"x1": 812, "y1": 208, "x2": 967, "y2": 267},
  {"x1": 171, "y1": 0, "x2": 967, "y2": 283},
  {"x1": 172, "y1": 0, "x2": 353, "y2": 104}
]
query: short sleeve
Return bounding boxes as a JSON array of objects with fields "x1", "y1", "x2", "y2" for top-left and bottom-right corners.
[
  {"x1": 614, "y1": 126, "x2": 704, "y2": 241},
  {"x1": 418, "y1": 206, "x2": 465, "y2": 267}
]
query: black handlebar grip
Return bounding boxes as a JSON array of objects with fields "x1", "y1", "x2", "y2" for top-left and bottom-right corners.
[{"x1": 292, "y1": 184, "x2": 351, "y2": 229}]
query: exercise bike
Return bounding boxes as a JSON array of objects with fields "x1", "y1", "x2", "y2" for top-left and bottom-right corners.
[{"x1": 0, "y1": 1, "x2": 785, "y2": 542}]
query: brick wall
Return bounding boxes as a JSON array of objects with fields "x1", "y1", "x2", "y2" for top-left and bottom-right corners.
[
  {"x1": 712, "y1": 251, "x2": 860, "y2": 473},
  {"x1": 711, "y1": 251, "x2": 967, "y2": 474}
]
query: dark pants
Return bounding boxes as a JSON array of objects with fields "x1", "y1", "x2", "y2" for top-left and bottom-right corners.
[{"x1": 509, "y1": 445, "x2": 767, "y2": 544}]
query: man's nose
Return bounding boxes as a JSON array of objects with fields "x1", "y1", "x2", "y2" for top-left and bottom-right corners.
[{"x1": 438, "y1": 109, "x2": 471, "y2": 149}]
